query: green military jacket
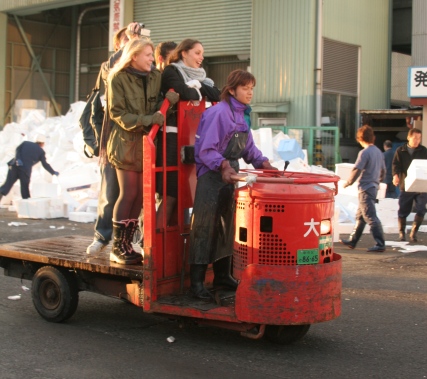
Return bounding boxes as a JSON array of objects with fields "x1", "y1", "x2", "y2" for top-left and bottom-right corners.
[{"x1": 107, "y1": 68, "x2": 161, "y2": 171}]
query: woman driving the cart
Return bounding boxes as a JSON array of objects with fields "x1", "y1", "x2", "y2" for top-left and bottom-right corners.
[{"x1": 189, "y1": 69, "x2": 277, "y2": 300}]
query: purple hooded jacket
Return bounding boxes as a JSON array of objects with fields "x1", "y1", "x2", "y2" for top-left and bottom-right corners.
[{"x1": 194, "y1": 96, "x2": 268, "y2": 178}]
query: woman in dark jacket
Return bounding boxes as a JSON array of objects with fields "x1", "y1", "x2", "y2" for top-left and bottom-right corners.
[
  {"x1": 107, "y1": 37, "x2": 164, "y2": 265},
  {"x1": 156, "y1": 39, "x2": 221, "y2": 228}
]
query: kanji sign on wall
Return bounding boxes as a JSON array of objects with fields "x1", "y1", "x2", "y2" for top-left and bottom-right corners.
[
  {"x1": 408, "y1": 67, "x2": 427, "y2": 98},
  {"x1": 109, "y1": 0, "x2": 125, "y2": 52}
]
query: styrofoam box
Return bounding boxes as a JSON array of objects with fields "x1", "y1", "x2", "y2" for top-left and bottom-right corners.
[
  {"x1": 252, "y1": 128, "x2": 274, "y2": 161},
  {"x1": 338, "y1": 180, "x2": 386, "y2": 199},
  {"x1": 69, "y1": 211, "x2": 95, "y2": 223},
  {"x1": 377, "y1": 183, "x2": 387, "y2": 199},
  {"x1": 405, "y1": 159, "x2": 427, "y2": 192},
  {"x1": 30, "y1": 182, "x2": 60, "y2": 198},
  {"x1": 277, "y1": 139, "x2": 304, "y2": 161},
  {"x1": 335, "y1": 163, "x2": 355, "y2": 181},
  {"x1": 15, "y1": 198, "x2": 65, "y2": 219}
]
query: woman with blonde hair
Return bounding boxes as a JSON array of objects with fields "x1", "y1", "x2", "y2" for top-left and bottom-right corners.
[{"x1": 106, "y1": 37, "x2": 165, "y2": 265}]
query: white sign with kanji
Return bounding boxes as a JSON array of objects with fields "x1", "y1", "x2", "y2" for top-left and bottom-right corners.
[
  {"x1": 109, "y1": 0, "x2": 125, "y2": 53},
  {"x1": 408, "y1": 66, "x2": 427, "y2": 98}
]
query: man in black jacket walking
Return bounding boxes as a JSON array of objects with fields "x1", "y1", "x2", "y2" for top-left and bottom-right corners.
[
  {"x1": 392, "y1": 128, "x2": 427, "y2": 242},
  {"x1": 0, "y1": 135, "x2": 58, "y2": 201}
]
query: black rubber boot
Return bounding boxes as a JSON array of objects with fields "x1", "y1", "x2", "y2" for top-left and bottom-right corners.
[
  {"x1": 409, "y1": 215, "x2": 423, "y2": 242},
  {"x1": 213, "y1": 256, "x2": 238, "y2": 290},
  {"x1": 367, "y1": 224, "x2": 386, "y2": 252},
  {"x1": 340, "y1": 220, "x2": 366, "y2": 249},
  {"x1": 190, "y1": 264, "x2": 214, "y2": 301},
  {"x1": 398, "y1": 217, "x2": 406, "y2": 241},
  {"x1": 110, "y1": 221, "x2": 139, "y2": 265},
  {"x1": 125, "y1": 219, "x2": 142, "y2": 262}
]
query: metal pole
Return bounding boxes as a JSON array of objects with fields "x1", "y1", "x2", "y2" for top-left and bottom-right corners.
[{"x1": 75, "y1": 4, "x2": 109, "y2": 102}]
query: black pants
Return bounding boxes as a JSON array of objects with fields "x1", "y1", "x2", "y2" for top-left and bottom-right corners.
[
  {"x1": 189, "y1": 171, "x2": 235, "y2": 264},
  {"x1": 398, "y1": 191, "x2": 427, "y2": 218},
  {"x1": 0, "y1": 165, "x2": 30, "y2": 199}
]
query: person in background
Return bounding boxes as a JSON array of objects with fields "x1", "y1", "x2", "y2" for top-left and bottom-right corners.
[
  {"x1": 188, "y1": 69, "x2": 277, "y2": 300},
  {"x1": 154, "y1": 41, "x2": 177, "y2": 72},
  {"x1": 383, "y1": 140, "x2": 397, "y2": 199},
  {"x1": 156, "y1": 39, "x2": 221, "y2": 228},
  {"x1": 340, "y1": 125, "x2": 386, "y2": 252},
  {"x1": 392, "y1": 128, "x2": 427, "y2": 242},
  {"x1": 0, "y1": 135, "x2": 59, "y2": 202},
  {"x1": 86, "y1": 22, "x2": 144, "y2": 255}
]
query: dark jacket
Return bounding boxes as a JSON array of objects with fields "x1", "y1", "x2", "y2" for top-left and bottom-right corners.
[
  {"x1": 107, "y1": 69, "x2": 162, "y2": 172},
  {"x1": 161, "y1": 65, "x2": 220, "y2": 126},
  {"x1": 392, "y1": 143, "x2": 427, "y2": 191},
  {"x1": 383, "y1": 148, "x2": 394, "y2": 184},
  {"x1": 11, "y1": 141, "x2": 55, "y2": 176}
]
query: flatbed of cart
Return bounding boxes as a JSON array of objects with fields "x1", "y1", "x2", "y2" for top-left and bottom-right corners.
[{"x1": 0, "y1": 235, "x2": 143, "y2": 280}]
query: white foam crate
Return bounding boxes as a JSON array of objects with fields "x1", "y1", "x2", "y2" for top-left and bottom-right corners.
[{"x1": 69, "y1": 211, "x2": 95, "y2": 223}]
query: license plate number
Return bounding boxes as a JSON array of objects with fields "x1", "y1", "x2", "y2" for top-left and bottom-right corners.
[{"x1": 297, "y1": 249, "x2": 319, "y2": 265}]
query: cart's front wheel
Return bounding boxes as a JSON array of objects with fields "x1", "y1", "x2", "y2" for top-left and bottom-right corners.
[
  {"x1": 265, "y1": 324, "x2": 310, "y2": 344},
  {"x1": 32, "y1": 266, "x2": 79, "y2": 323}
]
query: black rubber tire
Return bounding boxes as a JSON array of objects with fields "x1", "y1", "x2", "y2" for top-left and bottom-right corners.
[
  {"x1": 265, "y1": 324, "x2": 311, "y2": 345},
  {"x1": 31, "y1": 266, "x2": 79, "y2": 323}
]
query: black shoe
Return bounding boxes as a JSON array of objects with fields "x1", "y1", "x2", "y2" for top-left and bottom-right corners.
[
  {"x1": 340, "y1": 239, "x2": 356, "y2": 249},
  {"x1": 190, "y1": 286, "x2": 215, "y2": 301},
  {"x1": 110, "y1": 220, "x2": 139, "y2": 265},
  {"x1": 398, "y1": 233, "x2": 406, "y2": 242},
  {"x1": 213, "y1": 257, "x2": 238, "y2": 290},
  {"x1": 367, "y1": 245, "x2": 385, "y2": 252},
  {"x1": 190, "y1": 264, "x2": 215, "y2": 301},
  {"x1": 213, "y1": 276, "x2": 238, "y2": 290}
]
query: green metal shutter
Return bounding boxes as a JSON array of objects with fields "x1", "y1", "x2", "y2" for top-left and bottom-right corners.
[{"x1": 134, "y1": 0, "x2": 252, "y2": 57}]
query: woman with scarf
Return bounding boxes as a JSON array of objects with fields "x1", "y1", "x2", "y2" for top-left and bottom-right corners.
[
  {"x1": 156, "y1": 39, "x2": 221, "y2": 228},
  {"x1": 189, "y1": 70, "x2": 277, "y2": 300},
  {"x1": 107, "y1": 37, "x2": 166, "y2": 265}
]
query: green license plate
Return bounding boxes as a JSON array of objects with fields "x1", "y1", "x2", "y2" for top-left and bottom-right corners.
[{"x1": 297, "y1": 249, "x2": 319, "y2": 265}]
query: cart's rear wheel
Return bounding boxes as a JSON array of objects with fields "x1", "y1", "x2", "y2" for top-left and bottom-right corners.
[
  {"x1": 265, "y1": 324, "x2": 310, "y2": 344},
  {"x1": 31, "y1": 266, "x2": 79, "y2": 323}
]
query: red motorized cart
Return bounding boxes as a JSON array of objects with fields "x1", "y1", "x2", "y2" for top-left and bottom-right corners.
[{"x1": 0, "y1": 99, "x2": 341, "y2": 344}]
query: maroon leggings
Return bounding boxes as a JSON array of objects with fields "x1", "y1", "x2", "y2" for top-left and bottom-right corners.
[{"x1": 113, "y1": 169, "x2": 143, "y2": 221}]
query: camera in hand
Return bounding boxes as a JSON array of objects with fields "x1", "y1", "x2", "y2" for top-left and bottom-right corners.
[{"x1": 138, "y1": 23, "x2": 151, "y2": 37}]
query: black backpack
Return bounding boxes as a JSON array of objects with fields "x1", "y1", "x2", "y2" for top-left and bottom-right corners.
[{"x1": 79, "y1": 69, "x2": 104, "y2": 157}]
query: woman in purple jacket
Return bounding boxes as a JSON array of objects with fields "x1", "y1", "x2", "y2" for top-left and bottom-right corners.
[{"x1": 189, "y1": 69, "x2": 276, "y2": 300}]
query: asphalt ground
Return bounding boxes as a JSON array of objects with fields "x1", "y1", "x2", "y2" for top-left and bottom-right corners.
[{"x1": 0, "y1": 208, "x2": 426, "y2": 378}]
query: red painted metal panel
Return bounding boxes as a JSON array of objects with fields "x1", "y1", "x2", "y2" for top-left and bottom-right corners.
[
  {"x1": 235, "y1": 254, "x2": 342, "y2": 325},
  {"x1": 234, "y1": 182, "x2": 336, "y2": 279}
]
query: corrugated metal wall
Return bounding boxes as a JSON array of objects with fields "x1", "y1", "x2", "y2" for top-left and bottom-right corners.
[
  {"x1": 251, "y1": 0, "x2": 317, "y2": 126},
  {"x1": 412, "y1": 0, "x2": 427, "y2": 65},
  {"x1": 323, "y1": 0, "x2": 391, "y2": 110},
  {"x1": 133, "y1": 0, "x2": 252, "y2": 57}
]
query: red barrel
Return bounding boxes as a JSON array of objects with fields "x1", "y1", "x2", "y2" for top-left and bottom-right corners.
[{"x1": 233, "y1": 181, "x2": 336, "y2": 280}]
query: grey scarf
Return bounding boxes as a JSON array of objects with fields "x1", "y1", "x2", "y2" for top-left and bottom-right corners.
[{"x1": 171, "y1": 60, "x2": 214, "y2": 87}]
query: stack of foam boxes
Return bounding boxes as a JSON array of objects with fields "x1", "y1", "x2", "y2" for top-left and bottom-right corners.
[{"x1": 15, "y1": 182, "x2": 66, "y2": 219}]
